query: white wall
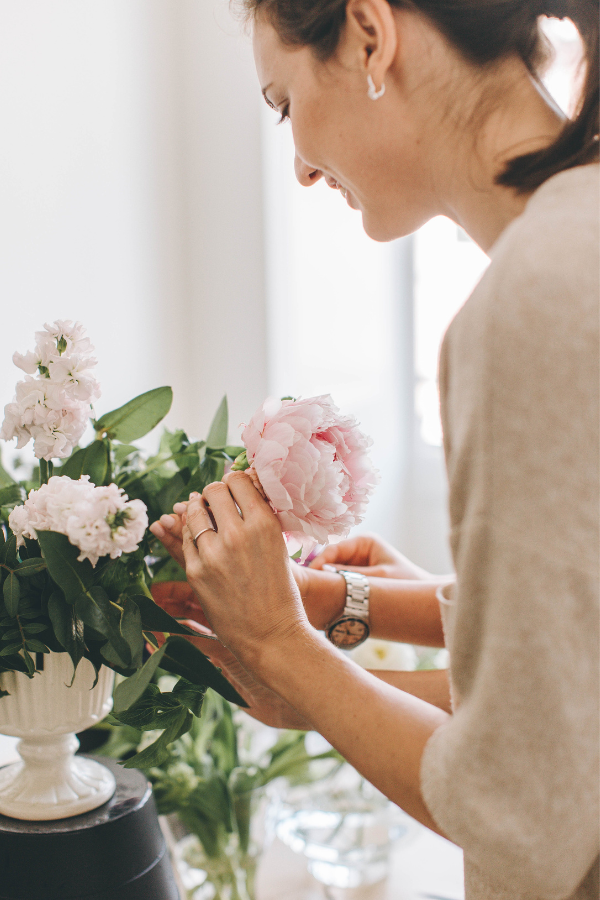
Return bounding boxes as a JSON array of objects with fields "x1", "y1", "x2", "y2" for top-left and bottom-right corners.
[{"x1": 0, "y1": 0, "x2": 266, "y2": 459}]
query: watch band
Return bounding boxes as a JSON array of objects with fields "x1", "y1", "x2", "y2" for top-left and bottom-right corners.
[{"x1": 339, "y1": 570, "x2": 370, "y2": 620}]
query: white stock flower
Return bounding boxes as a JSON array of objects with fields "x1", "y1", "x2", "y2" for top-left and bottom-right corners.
[
  {"x1": 8, "y1": 475, "x2": 148, "y2": 567},
  {"x1": 1, "y1": 321, "x2": 101, "y2": 460}
]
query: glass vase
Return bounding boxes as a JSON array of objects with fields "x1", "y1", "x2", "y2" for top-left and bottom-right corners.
[
  {"x1": 275, "y1": 764, "x2": 416, "y2": 889},
  {"x1": 168, "y1": 787, "x2": 273, "y2": 900}
]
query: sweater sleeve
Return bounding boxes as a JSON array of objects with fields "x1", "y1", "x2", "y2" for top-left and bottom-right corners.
[{"x1": 420, "y1": 171, "x2": 600, "y2": 900}]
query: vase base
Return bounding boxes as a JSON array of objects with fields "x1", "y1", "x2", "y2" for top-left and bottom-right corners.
[{"x1": 0, "y1": 753, "x2": 116, "y2": 821}]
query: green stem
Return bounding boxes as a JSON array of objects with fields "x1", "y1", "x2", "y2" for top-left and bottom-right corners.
[{"x1": 39, "y1": 460, "x2": 53, "y2": 485}]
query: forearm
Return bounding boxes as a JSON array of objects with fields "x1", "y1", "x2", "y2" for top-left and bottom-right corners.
[
  {"x1": 305, "y1": 572, "x2": 448, "y2": 647},
  {"x1": 257, "y1": 629, "x2": 450, "y2": 836},
  {"x1": 371, "y1": 668, "x2": 452, "y2": 714}
]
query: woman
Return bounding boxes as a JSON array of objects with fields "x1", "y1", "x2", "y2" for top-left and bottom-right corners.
[{"x1": 149, "y1": 0, "x2": 599, "y2": 896}]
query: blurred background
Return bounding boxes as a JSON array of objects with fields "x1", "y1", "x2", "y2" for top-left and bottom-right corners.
[{"x1": 0, "y1": 1, "x2": 581, "y2": 573}]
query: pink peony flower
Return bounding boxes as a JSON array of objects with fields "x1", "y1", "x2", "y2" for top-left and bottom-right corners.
[{"x1": 241, "y1": 395, "x2": 379, "y2": 560}]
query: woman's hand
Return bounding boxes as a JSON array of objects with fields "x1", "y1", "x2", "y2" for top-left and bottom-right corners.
[
  {"x1": 309, "y1": 533, "x2": 432, "y2": 580},
  {"x1": 149, "y1": 606, "x2": 311, "y2": 730},
  {"x1": 150, "y1": 501, "x2": 347, "y2": 633},
  {"x1": 154, "y1": 472, "x2": 310, "y2": 668}
]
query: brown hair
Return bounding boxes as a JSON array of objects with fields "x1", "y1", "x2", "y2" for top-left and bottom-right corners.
[{"x1": 244, "y1": 0, "x2": 599, "y2": 192}]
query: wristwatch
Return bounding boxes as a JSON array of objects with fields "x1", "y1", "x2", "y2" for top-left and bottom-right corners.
[{"x1": 326, "y1": 571, "x2": 370, "y2": 648}]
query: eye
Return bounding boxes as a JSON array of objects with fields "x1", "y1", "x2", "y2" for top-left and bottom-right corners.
[{"x1": 277, "y1": 104, "x2": 290, "y2": 125}]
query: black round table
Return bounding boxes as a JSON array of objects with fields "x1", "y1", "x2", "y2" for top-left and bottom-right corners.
[{"x1": 0, "y1": 757, "x2": 180, "y2": 900}]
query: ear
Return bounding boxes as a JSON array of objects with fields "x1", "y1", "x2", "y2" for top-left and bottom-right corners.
[{"x1": 341, "y1": 0, "x2": 398, "y2": 86}]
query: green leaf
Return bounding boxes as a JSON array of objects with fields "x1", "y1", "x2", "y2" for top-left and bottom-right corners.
[
  {"x1": 113, "y1": 683, "x2": 180, "y2": 729},
  {"x1": 159, "y1": 636, "x2": 247, "y2": 707},
  {"x1": 0, "y1": 687, "x2": 9, "y2": 698},
  {"x1": 15, "y1": 558, "x2": 46, "y2": 577},
  {"x1": 122, "y1": 706, "x2": 191, "y2": 770},
  {"x1": 172, "y1": 677, "x2": 206, "y2": 717},
  {"x1": 21, "y1": 623, "x2": 48, "y2": 634},
  {"x1": 188, "y1": 775, "x2": 234, "y2": 830},
  {"x1": 156, "y1": 470, "x2": 189, "y2": 515},
  {"x1": 0, "y1": 534, "x2": 17, "y2": 568},
  {"x1": 1, "y1": 630, "x2": 20, "y2": 641},
  {"x1": 210, "y1": 701, "x2": 239, "y2": 775},
  {"x1": 36, "y1": 531, "x2": 94, "y2": 605},
  {"x1": 24, "y1": 639, "x2": 50, "y2": 653},
  {"x1": 150, "y1": 555, "x2": 187, "y2": 584},
  {"x1": 0, "y1": 459, "x2": 16, "y2": 488},
  {"x1": 48, "y1": 592, "x2": 86, "y2": 677},
  {"x1": 0, "y1": 644, "x2": 22, "y2": 656},
  {"x1": 290, "y1": 548, "x2": 302, "y2": 561},
  {"x1": 0, "y1": 485, "x2": 25, "y2": 507},
  {"x1": 112, "y1": 444, "x2": 139, "y2": 467},
  {"x1": 57, "y1": 447, "x2": 86, "y2": 479},
  {"x1": 75, "y1": 588, "x2": 131, "y2": 668},
  {"x1": 94, "y1": 387, "x2": 173, "y2": 443},
  {"x1": 128, "y1": 594, "x2": 196, "y2": 635},
  {"x1": 112, "y1": 641, "x2": 169, "y2": 714},
  {"x1": 225, "y1": 445, "x2": 245, "y2": 459},
  {"x1": 120, "y1": 598, "x2": 144, "y2": 670},
  {"x1": 206, "y1": 396, "x2": 228, "y2": 450},
  {"x1": 60, "y1": 440, "x2": 110, "y2": 485},
  {"x1": 3, "y1": 572, "x2": 20, "y2": 617},
  {"x1": 22, "y1": 648, "x2": 35, "y2": 675}
]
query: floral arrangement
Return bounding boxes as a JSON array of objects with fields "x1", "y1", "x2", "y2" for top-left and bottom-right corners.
[
  {"x1": 0, "y1": 322, "x2": 247, "y2": 767},
  {"x1": 0, "y1": 322, "x2": 378, "y2": 768},
  {"x1": 93, "y1": 682, "x2": 342, "y2": 900}
]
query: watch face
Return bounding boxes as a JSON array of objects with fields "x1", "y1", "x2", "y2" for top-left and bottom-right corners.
[{"x1": 328, "y1": 617, "x2": 369, "y2": 648}]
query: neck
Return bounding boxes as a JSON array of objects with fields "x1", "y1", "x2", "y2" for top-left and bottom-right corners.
[{"x1": 428, "y1": 60, "x2": 566, "y2": 252}]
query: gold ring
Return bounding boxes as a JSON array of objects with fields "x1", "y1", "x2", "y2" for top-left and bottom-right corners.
[{"x1": 193, "y1": 527, "x2": 214, "y2": 547}]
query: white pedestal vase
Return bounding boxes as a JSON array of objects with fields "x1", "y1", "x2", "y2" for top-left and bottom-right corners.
[{"x1": 0, "y1": 652, "x2": 116, "y2": 821}]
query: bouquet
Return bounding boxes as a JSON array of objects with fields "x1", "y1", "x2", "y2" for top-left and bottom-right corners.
[{"x1": 0, "y1": 322, "x2": 378, "y2": 768}]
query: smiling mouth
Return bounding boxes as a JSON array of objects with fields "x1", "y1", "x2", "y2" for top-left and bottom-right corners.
[{"x1": 326, "y1": 177, "x2": 348, "y2": 200}]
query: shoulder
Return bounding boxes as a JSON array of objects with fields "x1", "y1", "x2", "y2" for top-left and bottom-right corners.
[
  {"x1": 446, "y1": 164, "x2": 599, "y2": 367},
  {"x1": 439, "y1": 165, "x2": 599, "y2": 548},
  {"x1": 486, "y1": 163, "x2": 599, "y2": 321}
]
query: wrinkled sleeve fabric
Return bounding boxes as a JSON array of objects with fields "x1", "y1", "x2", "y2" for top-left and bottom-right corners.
[{"x1": 420, "y1": 167, "x2": 600, "y2": 900}]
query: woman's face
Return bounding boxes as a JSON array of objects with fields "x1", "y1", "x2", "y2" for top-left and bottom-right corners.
[{"x1": 252, "y1": 11, "x2": 440, "y2": 242}]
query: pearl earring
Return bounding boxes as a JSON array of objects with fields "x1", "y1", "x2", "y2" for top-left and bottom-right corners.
[{"x1": 367, "y1": 74, "x2": 385, "y2": 101}]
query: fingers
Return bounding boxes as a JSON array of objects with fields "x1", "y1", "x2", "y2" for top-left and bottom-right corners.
[
  {"x1": 149, "y1": 513, "x2": 186, "y2": 567},
  {"x1": 222, "y1": 470, "x2": 271, "y2": 517},
  {"x1": 198, "y1": 480, "x2": 240, "y2": 528},
  {"x1": 184, "y1": 495, "x2": 217, "y2": 542},
  {"x1": 310, "y1": 537, "x2": 367, "y2": 569}
]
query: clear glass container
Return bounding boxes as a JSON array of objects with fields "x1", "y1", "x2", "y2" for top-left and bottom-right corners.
[{"x1": 275, "y1": 765, "x2": 416, "y2": 889}]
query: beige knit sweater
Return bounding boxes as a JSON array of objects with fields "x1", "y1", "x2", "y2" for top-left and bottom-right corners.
[{"x1": 420, "y1": 164, "x2": 600, "y2": 900}]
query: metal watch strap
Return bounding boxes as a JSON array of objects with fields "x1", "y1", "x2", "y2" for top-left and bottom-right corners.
[{"x1": 339, "y1": 570, "x2": 370, "y2": 620}]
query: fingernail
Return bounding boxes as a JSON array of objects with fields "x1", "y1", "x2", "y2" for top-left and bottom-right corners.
[
  {"x1": 160, "y1": 515, "x2": 175, "y2": 529},
  {"x1": 150, "y1": 522, "x2": 166, "y2": 539},
  {"x1": 173, "y1": 501, "x2": 187, "y2": 512},
  {"x1": 323, "y1": 564, "x2": 339, "y2": 573},
  {"x1": 189, "y1": 492, "x2": 200, "y2": 499}
]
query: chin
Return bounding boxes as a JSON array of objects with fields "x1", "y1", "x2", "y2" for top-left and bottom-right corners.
[
  {"x1": 360, "y1": 210, "x2": 416, "y2": 243},
  {"x1": 361, "y1": 203, "x2": 436, "y2": 244}
]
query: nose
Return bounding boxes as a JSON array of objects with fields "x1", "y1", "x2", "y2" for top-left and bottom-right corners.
[{"x1": 294, "y1": 153, "x2": 323, "y2": 187}]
